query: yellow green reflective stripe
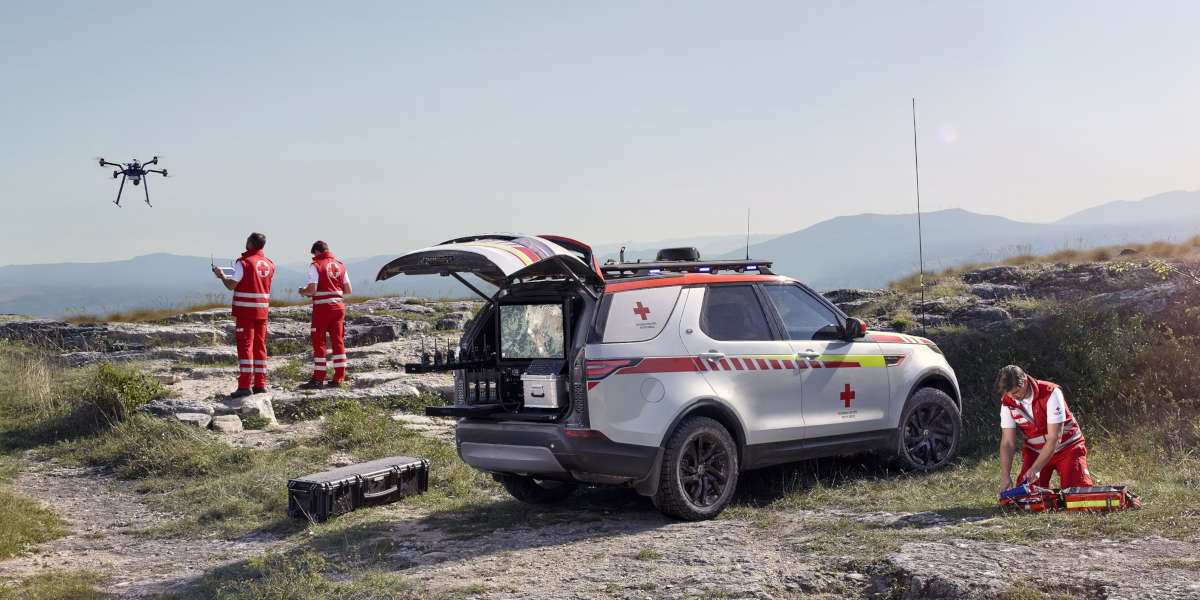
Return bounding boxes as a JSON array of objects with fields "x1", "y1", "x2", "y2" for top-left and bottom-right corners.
[
  {"x1": 447, "y1": 242, "x2": 535, "y2": 265},
  {"x1": 818, "y1": 355, "x2": 886, "y2": 367},
  {"x1": 1066, "y1": 500, "x2": 1114, "y2": 509}
]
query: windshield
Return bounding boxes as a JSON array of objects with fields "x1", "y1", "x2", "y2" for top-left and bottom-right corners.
[{"x1": 500, "y1": 303, "x2": 564, "y2": 359}]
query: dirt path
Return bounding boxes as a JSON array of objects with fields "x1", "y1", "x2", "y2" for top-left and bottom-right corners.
[{"x1": 0, "y1": 462, "x2": 283, "y2": 597}]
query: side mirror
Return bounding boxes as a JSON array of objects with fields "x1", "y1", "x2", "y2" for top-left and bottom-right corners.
[{"x1": 844, "y1": 317, "x2": 867, "y2": 340}]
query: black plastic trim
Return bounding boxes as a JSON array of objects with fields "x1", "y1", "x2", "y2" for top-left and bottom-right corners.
[
  {"x1": 742, "y1": 429, "x2": 897, "y2": 470},
  {"x1": 455, "y1": 420, "x2": 659, "y2": 481}
]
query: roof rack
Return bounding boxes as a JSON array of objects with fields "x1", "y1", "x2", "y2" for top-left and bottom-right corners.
[{"x1": 600, "y1": 259, "x2": 775, "y2": 279}]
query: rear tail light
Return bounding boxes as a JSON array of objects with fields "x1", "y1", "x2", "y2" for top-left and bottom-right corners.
[
  {"x1": 564, "y1": 428, "x2": 609, "y2": 439},
  {"x1": 585, "y1": 359, "x2": 641, "y2": 381}
]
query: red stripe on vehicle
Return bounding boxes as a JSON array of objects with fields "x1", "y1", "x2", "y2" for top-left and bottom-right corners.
[
  {"x1": 586, "y1": 381, "x2": 599, "y2": 390},
  {"x1": 871, "y1": 333, "x2": 907, "y2": 343},
  {"x1": 616, "y1": 357, "x2": 702, "y2": 375},
  {"x1": 744, "y1": 359, "x2": 757, "y2": 370},
  {"x1": 731, "y1": 358, "x2": 744, "y2": 371},
  {"x1": 769, "y1": 360, "x2": 782, "y2": 370},
  {"x1": 823, "y1": 361, "x2": 862, "y2": 368},
  {"x1": 810, "y1": 361, "x2": 822, "y2": 369},
  {"x1": 754, "y1": 359, "x2": 767, "y2": 370},
  {"x1": 718, "y1": 359, "x2": 729, "y2": 371},
  {"x1": 692, "y1": 357, "x2": 706, "y2": 372}
]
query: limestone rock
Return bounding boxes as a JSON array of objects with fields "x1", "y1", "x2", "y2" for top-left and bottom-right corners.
[
  {"x1": 141, "y1": 398, "x2": 216, "y2": 417},
  {"x1": 211, "y1": 415, "x2": 244, "y2": 433},
  {"x1": 968, "y1": 283, "x2": 1021, "y2": 299},
  {"x1": 962, "y1": 265, "x2": 1025, "y2": 285},
  {"x1": 55, "y1": 350, "x2": 146, "y2": 367},
  {"x1": 436, "y1": 311, "x2": 473, "y2": 330},
  {"x1": 953, "y1": 305, "x2": 1011, "y2": 327},
  {"x1": 174, "y1": 413, "x2": 212, "y2": 428},
  {"x1": 221, "y1": 395, "x2": 278, "y2": 426}
]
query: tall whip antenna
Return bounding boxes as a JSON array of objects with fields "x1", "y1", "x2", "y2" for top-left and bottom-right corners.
[
  {"x1": 745, "y1": 208, "x2": 751, "y2": 260},
  {"x1": 912, "y1": 98, "x2": 927, "y2": 336}
]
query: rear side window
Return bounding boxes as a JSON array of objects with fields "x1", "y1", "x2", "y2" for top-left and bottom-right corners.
[
  {"x1": 762, "y1": 284, "x2": 842, "y2": 340},
  {"x1": 593, "y1": 287, "x2": 682, "y2": 343},
  {"x1": 700, "y1": 285, "x2": 773, "y2": 341}
]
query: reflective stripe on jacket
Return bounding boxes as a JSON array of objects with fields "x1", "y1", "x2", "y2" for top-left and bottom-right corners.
[
  {"x1": 1002, "y1": 376, "x2": 1085, "y2": 455},
  {"x1": 311, "y1": 251, "x2": 346, "y2": 309},
  {"x1": 232, "y1": 249, "x2": 274, "y2": 320}
]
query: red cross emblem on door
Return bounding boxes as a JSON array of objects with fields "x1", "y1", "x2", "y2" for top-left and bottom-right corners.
[
  {"x1": 840, "y1": 383, "x2": 855, "y2": 408},
  {"x1": 633, "y1": 301, "x2": 651, "y2": 320}
]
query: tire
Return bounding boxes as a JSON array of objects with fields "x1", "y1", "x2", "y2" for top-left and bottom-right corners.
[
  {"x1": 895, "y1": 387, "x2": 962, "y2": 471},
  {"x1": 652, "y1": 416, "x2": 739, "y2": 521},
  {"x1": 498, "y1": 474, "x2": 577, "y2": 504}
]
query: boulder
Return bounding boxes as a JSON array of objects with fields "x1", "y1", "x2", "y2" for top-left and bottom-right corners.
[
  {"x1": 821, "y1": 289, "x2": 891, "y2": 304},
  {"x1": 220, "y1": 394, "x2": 278, "y2": 427},
  {"x1": 953, "y1": 305, "x2": 1012, "y2": 327},
  {"x1": 911, "y1": 296, "x2": 972, "y2": 315},
  {"x1": 55, "y1": 350, "x2": 146, "y2": 367},
  {"x1": 174, "y1": 413, "x2": 212, "y2": 428},
  {"x1": 211, "y1": 415, "x2": 244, "y2": 433},
  {"x1": 436, "y1": 311, "x2": 473, "y2": 330},
  {"x1": 0, "y1": 319, "x2": 114, "y2": 351},
  {"x1": 968, "y1": 283, "x2": 1022, "y2": 300}
]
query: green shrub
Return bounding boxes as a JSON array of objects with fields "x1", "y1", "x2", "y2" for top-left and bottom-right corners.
[
  {"x1": 79, "y1": 363, "x2": 168, "y2": 426},
  {"x1": 267, "y1": 339, "x2": 309, "y2": 356},
  {"x1": 51, "y1": 415, "x2": 254, "y2": 479}
]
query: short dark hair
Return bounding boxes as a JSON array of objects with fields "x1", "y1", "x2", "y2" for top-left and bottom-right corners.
[
  {"x1": 247, "y1": 232, "x2": 266, "y2": 250},
  {"x1": 995, "y1": 365, "x2": 1027, "y2": 394},
  {"x1": 311, "y1": 240, "x2": 329, "y2": 254}
]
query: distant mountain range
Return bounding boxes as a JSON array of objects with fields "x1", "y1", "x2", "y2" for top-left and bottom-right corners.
[{"x1": 3, "y1": 190, "x2": 1197, "y2": 317}]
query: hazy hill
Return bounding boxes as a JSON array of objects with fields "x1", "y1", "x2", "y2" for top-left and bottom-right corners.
[
  {"x1": 719, "y1": 207, "x2": 1200, "y2": 289},
  {"x1": 1057, "y1": 189, "x2": 1200, "y2": 225}
]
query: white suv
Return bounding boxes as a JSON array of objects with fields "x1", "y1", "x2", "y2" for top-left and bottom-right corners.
[{"x1": 378, "y1": 234, "x2": 962, "y2": 520}]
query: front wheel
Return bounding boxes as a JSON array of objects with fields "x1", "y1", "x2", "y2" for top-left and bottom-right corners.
[
  {"x1": 895, "y1": 387, "x2": 962, "y2": 471},
  {"x1": 653, "y1": 416, "x2": 739, "y2": 520},
  {"x1": 497, "y1": 474, "x2": 577, "y2": 504}
]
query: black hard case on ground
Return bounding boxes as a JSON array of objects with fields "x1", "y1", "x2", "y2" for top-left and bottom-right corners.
[{"x1": 287, "y1": 456, "x2": 429, "y2": 522}]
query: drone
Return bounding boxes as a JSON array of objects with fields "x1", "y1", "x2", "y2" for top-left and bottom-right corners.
[{"x1": 97, "y1": 156, "x2": 168, "y2": 207}]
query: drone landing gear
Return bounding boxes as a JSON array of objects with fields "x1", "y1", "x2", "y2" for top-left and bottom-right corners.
[
  {"x1": 114, "y1": 174, "x2": 127, "y2": 207},
  {"x1": 142, "y1": 174, "x2": 152, "y2": 207}
]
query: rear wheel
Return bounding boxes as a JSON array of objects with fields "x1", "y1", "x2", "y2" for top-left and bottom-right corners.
[
  {"x1": 653, "y1": 416, "x2": 738, "y2": 520},
  {"x1": 895, "y1": 387, "x2": 962, "y2": 471},
  {"x1": 498, "y1": 474, "x2": 577, "y2": 504}
]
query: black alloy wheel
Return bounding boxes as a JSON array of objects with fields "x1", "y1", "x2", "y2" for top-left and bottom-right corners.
[
  {"x1": 896, "y1": 387, "x2": 962, "y2": 471},
  {"x1": 654, "y1": 416, "x2": 739, "y2": 520}
]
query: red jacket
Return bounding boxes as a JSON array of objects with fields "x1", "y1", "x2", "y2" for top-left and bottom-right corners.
[
  {"x1": 1001, "y1": 376, "x2": 1084, "y2": 456},
  {"x1": 311, "y1": 251, "x2": 346, "y2": 309},
  {"x1": 232, "y1": 249, "x2": 274, "y2": 320}
]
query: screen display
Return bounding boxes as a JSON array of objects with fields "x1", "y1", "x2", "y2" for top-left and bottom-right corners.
[{"x1": 500, "y1": 304, "x2": 564, "y2": 359}]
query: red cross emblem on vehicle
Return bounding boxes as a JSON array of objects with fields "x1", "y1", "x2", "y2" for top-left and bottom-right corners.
[
  {"x1": 255, "y1": 260, "x2": 271, "y2": 278},
  {"x1": 325, "y1": 262, "x2": 342, "y2": 280},
  {"x1": 840, "y1": 383, "x2": 855, "y2": 408},
  {"x1": 633, "y1": 301, "x2": 651, "y2": 320}
]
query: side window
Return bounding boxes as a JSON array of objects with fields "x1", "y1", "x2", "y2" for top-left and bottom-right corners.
[
  {"x1": 762, "y1": 285, "x2": 842, "y2": 341},
  {"x1": 595, "y1": 287, "x2": 682, "y2": 343},
  {"x1": 700, "y1": 285, "x2": 774, "y2": 341}
]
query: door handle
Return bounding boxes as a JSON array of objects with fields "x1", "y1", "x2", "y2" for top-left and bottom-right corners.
[
  {"x1": 699, "y1": 351, "x2": 726, "y2": 361},
  {"x1": 797, "y1": 350, "x2": 821, "y2": 360}
]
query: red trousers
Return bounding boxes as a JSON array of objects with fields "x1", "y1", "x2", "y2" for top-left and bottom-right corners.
[
  {"x1": 311, "y1": 305, "x2": 346, "y2": 382},
  {"x1": 235, "y1": 317, "x2": 268, "y2": 389},
  {"x1": 1018, "y1": 443, "x2": 1093, "y2": 488}
]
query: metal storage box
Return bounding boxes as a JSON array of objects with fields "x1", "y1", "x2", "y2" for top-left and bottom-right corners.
[
  {"x1": 521, "y1": 359, "x2": 566, "y2": 408},
  {"x1": 287, "y1": 456, "x2": 429, "y2": 522}
]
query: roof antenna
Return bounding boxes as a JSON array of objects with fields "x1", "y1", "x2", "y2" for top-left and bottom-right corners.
[
  {"x1": 745, "y1": 208, "x2": 751, "y2": 260},
  {"x1": 912, "y1": 98, "x2": 927, "y2": 337}
]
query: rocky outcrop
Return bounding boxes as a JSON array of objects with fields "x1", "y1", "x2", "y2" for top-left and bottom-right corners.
[
  {"x1": 210, "y1": 415, "x2": 243, "y2": 433},
  {"x1": 886, "y1": 537, "x2": 1200, "y2": 599},
  {"x1": 436, "y1": 311, "x2": 473, "y2": 330}
]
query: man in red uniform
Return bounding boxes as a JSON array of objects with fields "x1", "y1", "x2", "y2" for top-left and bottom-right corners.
[
  {"x1": 997, "y1": 365, "x2": 1093, "y2": 492},
  {"x1": 297, "y1": 240, "x2": 352, "y2": 389},
  {"x1": 212, "y1": 232, "x2": 275, "y2": 397}
]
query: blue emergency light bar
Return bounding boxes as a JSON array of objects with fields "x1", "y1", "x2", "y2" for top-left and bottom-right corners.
[{"x1": 697, "y1": 266, "x2": 712, "y2": 273}]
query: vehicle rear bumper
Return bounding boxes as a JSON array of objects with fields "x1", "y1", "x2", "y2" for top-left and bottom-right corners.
[{"x1": 455, "y1": 420, "x2": 658, "y2": 484}]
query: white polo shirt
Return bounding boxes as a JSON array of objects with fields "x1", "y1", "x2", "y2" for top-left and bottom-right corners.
[
  {"x1": 1000, "y1": 387, "x2": 1066, "y2": 428},
  {"x1": 230, "y1": 262, "x2": 243, "y2": 282}
]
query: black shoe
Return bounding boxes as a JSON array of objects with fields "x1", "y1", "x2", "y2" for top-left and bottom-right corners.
[
  {"x1": 326, "y1": 379, "x2": 346, "y2": 388},
  {"x1": 297, "y1": 379, "x2": 325, "y2": 391},
  {"x1": 229, "y1": 387, "x2": 253, "y2": 398},
  {"x1": 252, "y1": 387, "x2": 267, "y2": 394}
]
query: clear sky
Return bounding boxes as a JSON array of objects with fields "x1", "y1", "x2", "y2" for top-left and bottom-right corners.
[{"x1": 2, "y1": 1, "x2": 1197, "y2": 265}]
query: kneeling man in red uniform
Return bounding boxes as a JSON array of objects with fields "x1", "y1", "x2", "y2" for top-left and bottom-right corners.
[
  {"x1": 997, "y1": 365, "x2": 1093, "y2": 492},
  {"x1": 298, "y1": 241, "x2": 352, "y2": 389}
]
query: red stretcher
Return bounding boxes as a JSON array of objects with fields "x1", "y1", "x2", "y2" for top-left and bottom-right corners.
[{"x1": 999, "y1": 484, "x2": 1141, "y2": 513}]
